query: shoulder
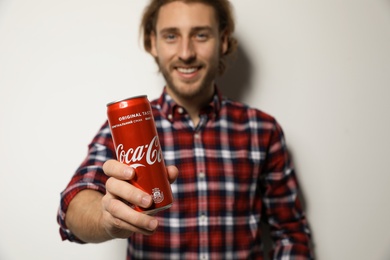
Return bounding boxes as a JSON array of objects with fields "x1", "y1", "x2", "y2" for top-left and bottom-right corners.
[{"x1": 221, "y1": 97, "x2": 278, "y2": 129}]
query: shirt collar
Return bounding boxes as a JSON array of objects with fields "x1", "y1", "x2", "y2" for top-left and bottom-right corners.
[{"x1": 156, "y1": 85, "x2": 223, "y2": 122}]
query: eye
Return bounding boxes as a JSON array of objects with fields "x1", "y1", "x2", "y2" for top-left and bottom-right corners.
[
  {"x1": 195, "y1": 33, "x2": 209, "y2": 41},
  {"x1": 163, "y1": 33, "x2": 177, "y2": 42}
]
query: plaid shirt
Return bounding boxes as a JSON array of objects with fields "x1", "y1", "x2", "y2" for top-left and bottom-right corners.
[{"x1": 58, "y1": 87, "x2": 313, "y2": 259}]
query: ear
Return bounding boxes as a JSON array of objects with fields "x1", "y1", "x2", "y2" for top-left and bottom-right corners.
[
  {"x1": 220, "y1": 31, "x2": 229, "y2": 55},
  {"x1": 150, "y1": 32, "x2": 158, "y2": 57}
]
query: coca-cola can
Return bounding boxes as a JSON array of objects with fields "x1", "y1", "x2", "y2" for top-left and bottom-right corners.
[{"x1": 106, "y1": 95, "x2": 173, "y2": 214}]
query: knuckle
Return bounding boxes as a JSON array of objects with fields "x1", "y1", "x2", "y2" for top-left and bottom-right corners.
[
  {"x1": 112, "y1": 217, "x2": 123, "y2": 229},
  {"x1": 105, "y1": 177, "x2": 115, "y2": 190},
  {"x1": 132, "y1": 212, "x2": 149, "y2": 228},
  {"x1": 107, "y1": 199, "x2": 122, "y2": 216},
  {"x1": 123, "y1": 188, "x2": 137, "y2": 202},
  {"x1": 102, "y1": 159, "x2": 113, "y2": 174}
]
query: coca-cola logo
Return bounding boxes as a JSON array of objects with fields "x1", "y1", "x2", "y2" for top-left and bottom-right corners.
[{"x1": 116, "y1": 136, "x2": 163, "y2": 168}]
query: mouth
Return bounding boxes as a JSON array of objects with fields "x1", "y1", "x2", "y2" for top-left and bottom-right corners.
[
  {"x1": 175, "y1": 66, "x2": 201, "y2": 75},
  {"x1": 174, "y1": 66, "x2": 203, "y2": 81}
]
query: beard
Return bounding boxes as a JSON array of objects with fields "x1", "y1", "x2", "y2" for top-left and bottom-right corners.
[{"x1": 157, "y1": 56, "x2": 219, "y2": 101}]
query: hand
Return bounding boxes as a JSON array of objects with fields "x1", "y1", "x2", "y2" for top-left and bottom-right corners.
[{"x1": 101, "y1": 159, "x2": 178, "y2": 238}]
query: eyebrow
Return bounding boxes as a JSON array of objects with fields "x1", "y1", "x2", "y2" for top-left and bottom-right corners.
[{"x1": 158, "y1": 26, "x2": 214, "y2": 35}]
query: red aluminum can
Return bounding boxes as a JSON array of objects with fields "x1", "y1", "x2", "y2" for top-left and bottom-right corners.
[{"x1": 106, "y1": 95, "x2": 173, "y2": 214}]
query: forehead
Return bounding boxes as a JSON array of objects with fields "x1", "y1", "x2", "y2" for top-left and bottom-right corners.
[{"x1": 156, "y1": 1, "x2": 218, "y2": 31}]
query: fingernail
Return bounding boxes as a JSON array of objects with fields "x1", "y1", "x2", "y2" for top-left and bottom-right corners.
[
  {"x1": 141, "y1": 195, "x2": 152, "y2": 207},
  {"x1": 148, "y1": 219, "x2": 158, "y2": 230},
  {"x1": 124, "y1": 167, "x2": 134, "y2": 179}
]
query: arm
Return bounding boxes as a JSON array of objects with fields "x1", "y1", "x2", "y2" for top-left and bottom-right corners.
[
  {"x1": 65, "y1": 162, "x2": 178, "y2": 243},
  {"x1": 57, "y1": 122, "x2": 178, "y2": 243},
  {"x1": 261, "y1": 121, "x2": 313, "y2": 259},
  {"x1": 65, "y1": 189, "x2": 108, "y2": 243}
]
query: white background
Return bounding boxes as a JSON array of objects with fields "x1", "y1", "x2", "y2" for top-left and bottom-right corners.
[{"x1": 1, "y1": 0, "x2": 389, "y2": 259}]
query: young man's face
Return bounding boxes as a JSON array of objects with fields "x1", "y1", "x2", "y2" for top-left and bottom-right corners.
[{"x1": 150, "y1": 1, "x2": 228, "y2": 102}]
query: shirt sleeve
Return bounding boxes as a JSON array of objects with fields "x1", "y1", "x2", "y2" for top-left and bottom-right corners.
[
  {"x1": 260, "y1": 120, "x2": 314, "y2": 259},
  {"x1": 57, "y1": 121, "x2": 115, "y2": 243}
]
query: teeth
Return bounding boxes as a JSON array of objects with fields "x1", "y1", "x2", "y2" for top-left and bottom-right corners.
[{"x1": 177, "y1": 67, "x2": 197, "y2": 74}]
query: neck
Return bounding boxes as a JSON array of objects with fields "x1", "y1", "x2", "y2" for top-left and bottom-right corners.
[{"x1": 166, "y1": 86, "x2": 215, "y2": 126}]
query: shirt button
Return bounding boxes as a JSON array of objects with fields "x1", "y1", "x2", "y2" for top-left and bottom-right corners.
[
  {"x1": 167, "y1": 114, "x2": 173, "y2": 120},
  {"x1": 200, "y1": 213, "x2": 206, "y2": 223},
  {"x1": 177, "y1": 107, "x2": 184, "y2": 114},
  {"x1": 198, "y1": 172, "x2": 205, "y2": 178}
]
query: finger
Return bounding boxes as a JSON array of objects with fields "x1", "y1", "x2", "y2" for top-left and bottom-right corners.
[
  {"x1": 103, "y1": 159, "x2": 134, "y2": 180},
  {"x1": 102, "y1": 210, "x2": 156, "y2": 237},
  {"x1": 166, "y1": 165, "x2": 179, "y2": 184},
  {"x1": 106, "y1": 177, "x2": 153, "y2": 208},
  {"x1": 102, "y1": 194, "x2": 158, "y2": 235}
]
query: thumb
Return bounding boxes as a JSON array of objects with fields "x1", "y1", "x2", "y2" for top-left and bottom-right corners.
[{"x1": 166, "y1": 165, "x2": 179, "y2": 184}]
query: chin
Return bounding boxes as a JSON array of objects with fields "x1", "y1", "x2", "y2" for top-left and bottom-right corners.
[{"x1": 172, "y1": 83, "x2": 209, "y2": 98}]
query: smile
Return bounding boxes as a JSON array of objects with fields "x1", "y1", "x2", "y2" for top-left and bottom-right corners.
[{"x1": 176, "y1": 67, "x2": 200, "y2": 74}]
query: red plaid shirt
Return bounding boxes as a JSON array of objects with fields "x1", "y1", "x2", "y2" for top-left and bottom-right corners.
[{"x1": 58, "y1": 87, "x2": 313, "y2": 259}]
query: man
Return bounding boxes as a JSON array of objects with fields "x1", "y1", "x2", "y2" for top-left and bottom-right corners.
[{"x1": 58, "y1": 0, "x2": 313, "y2": 259}]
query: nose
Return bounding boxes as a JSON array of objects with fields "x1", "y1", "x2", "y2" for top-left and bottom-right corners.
[{"x1": 178, "y1": 38, "x2": 195, "y2": 63}]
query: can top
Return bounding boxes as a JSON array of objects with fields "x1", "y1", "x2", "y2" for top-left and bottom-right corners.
[{"x1": 106, "y1": 95, "x2": 147, "y2": 107}]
